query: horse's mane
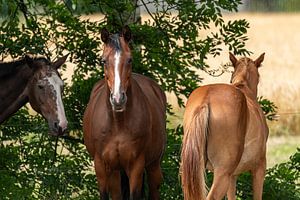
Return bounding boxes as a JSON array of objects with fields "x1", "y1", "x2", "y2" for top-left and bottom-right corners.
[
  {"x1": 0, "y1": 58, "x2": 26, "y2": 78},
  {"x1": 0, "y1": 56, "x2": 50, "y2": 78}
]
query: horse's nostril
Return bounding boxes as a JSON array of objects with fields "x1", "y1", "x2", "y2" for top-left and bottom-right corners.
[
  {"x1": 121, "y1": 92, "x2": 126, "y2": 102},
  {"x1": 58, "y1": 126, "x2": 63, "y2": 134},
  {"x1": 54, "y1": 121, "x2": 59, "y2": 130}
]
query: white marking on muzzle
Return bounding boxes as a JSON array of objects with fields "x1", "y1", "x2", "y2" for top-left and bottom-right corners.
[
  {"x1": 113, "y1": 51, "x2": 122, "y2": 102},
  {"x1": 47, "y1": 73, "x2": 68, "y2": 131}
]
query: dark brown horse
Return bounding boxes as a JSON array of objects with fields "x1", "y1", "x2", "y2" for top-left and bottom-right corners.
[
  {"x1": 83, "y1": 26, "x2": 166, "y2": 200},
  {"x1": 181, "y1": 53, "x2": 269, "y2": 200},
  {"x1": 0, "y1": 55, "x2": 68, "y2": 136}
]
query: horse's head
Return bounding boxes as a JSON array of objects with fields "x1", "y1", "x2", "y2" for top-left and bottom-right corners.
[
  {"x1": 229, "y1": 52, "x2": 265, "y2": 96},
  {"x1": 101, "y1": 26, "x2": 132, "y2": 112},
  {"x1": 25, "y1": 55, "x2": 68, "y2": 136}
]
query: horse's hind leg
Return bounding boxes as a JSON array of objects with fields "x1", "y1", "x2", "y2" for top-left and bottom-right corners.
[
  {"x1": 127, "y1": 156, "x2": 145, "y2": 200},
  {"x1": 252, "y1": 158, "x2": 266, "y2": 200},
  {"x1": 146, "y1": 160, "x2": 163, "y2": 200},
  {"x1": 227, "y1": 175, "x2": 237, "y2": 200},
  {"x1": 207, "y1": 168, "x2": 232, "y2": 200}
]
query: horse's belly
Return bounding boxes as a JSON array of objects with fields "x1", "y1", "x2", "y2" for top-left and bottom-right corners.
[{"x1": 234, "y1": 135, "x2": 267, "y2": 174}]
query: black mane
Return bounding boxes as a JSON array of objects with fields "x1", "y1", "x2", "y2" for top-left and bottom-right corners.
[
  {"x1": 0, "y1": 58, "x2": 26, "y2": 78},
  {"x1": 0, "y1": 56, "x2": 51, "y2": 78}
]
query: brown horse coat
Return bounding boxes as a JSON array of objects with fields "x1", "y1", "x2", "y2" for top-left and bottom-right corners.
[
  {"x1": 83, "y1": 26, "x2": 166, "y2": 200},
  {"x1": 84, "y1": 73, "x2": 166, "y2": 164},
  {"x1": 181, "y1": 53, "x2": 269, "y2": 200}
]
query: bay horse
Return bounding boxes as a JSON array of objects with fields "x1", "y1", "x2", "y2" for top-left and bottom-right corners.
[
  {"x1": 0, "y1": 55, "x2": 68, "y2": 136},
  {"x1": 181, "y1": 53, "x2": 269, "y2": 200},
  {"x1": 83, "y1": 26, "x2": 166, "y2": 200}
]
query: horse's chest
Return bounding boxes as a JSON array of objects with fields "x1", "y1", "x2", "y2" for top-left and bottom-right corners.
[{"x1": 95, "y1": 127, "x2": 147, "y2": 169}]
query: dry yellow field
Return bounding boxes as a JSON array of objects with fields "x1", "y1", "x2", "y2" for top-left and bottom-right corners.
[
  {"x1": 203, "y1": 13, "x2": 300, "y2": 108},
  {"x1": 164, "y1": 13, "x2": 300, "y2": 134}
]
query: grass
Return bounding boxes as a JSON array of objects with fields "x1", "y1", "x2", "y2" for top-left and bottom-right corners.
[{"x1": 267, "y1": 135, "x2": 300, "y2": 167}]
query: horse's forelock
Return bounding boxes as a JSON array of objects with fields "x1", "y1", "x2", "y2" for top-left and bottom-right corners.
[
  {"x1": 108, "y1": 34, "x2": 122, "y2": 52},
  {"x1": 34, "y1": 57, "x2": 51, "y2": 65}
]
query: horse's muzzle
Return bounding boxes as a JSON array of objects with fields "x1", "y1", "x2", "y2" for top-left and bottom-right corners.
[
  {"x1": 49, "y1": 121, "x2": 68, "y2": 136},
  {"x1": 110, "y1": 91, "x2": 127, "y2": 112}
]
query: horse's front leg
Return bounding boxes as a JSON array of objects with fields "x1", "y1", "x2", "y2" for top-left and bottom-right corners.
[
  {"x1": 109, "y1": 170, "x2": 122, "y2": 200},
  {"x1": 146, "y1": 160, "x2": 163, "y2": 200},
  {"x1": 94, "y1": 154, "x2": 110, "y2": 200},
  {"x1": 127, "y1": 155, "x2": 145, "y2": 200}
]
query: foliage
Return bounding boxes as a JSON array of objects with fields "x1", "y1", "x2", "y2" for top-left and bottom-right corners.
[
  {"x1": 161, "y1": 127, "x2": 183, "y2": 199},
  {"x1": 0, "y1": 109, "x2": 99, "y2": 199},
  {"x1": 258, "y1": 96, "x2": 278, "y2": 121},
  {"x1": 0, "y1": 0, "x2": 283, "y2": 199}
]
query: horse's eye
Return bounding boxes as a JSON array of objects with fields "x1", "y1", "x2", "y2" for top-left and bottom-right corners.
[
  {"x1": 38, "y1": 85, "x2": 44, "y2": 90},
  {"x1": 127, "y1": 58, "x2": 132, "y2": 64}
]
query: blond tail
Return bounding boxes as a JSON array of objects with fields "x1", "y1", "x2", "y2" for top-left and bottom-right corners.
[{"x1": 181, "y1": 104, "x2": 209, "y2": 200}]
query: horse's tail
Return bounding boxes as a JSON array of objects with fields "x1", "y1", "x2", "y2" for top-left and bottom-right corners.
[
  {"x1": 121, "y1": 170, "x2": 145, "y2": 199},
  {"x1": 181, "y1": 104, "x2": 209, "y2": 200}
]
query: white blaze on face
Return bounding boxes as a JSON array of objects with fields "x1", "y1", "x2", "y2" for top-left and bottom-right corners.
[
  {"x1": 47, "y1": 72, "x2": 68, "y2": 131},
  {"x1": 113, "y1": 51, "x2": 122, "y2": 102}
]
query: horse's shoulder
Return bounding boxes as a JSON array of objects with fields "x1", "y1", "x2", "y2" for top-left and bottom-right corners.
[
  {"x1": 132, "y1": 73, "x2": 166, "y2": 106},
  {"x1": 90, "y1": 79, "x2": 105, "y2": 99}
]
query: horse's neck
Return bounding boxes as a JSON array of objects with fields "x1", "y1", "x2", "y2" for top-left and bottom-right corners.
[
  {"x1": 232, "y1": 82, "x2": 257, "y2": 101},
  {"x1": 0, "y1": 64, "x2": 33, "y2": 124},
  {"x1": 0, "y1": 93, "x2": 28, "y2": 124}
]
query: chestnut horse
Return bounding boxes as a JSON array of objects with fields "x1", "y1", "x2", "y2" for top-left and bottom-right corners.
[
  {"x1": 83, "y1": 26, "x2": 166, "y2": 200},
  {"x1": 181, "y1": 53, "x2": 269, "y2": 200},
  {"x1": 0, "y1": 55, "x2": 68, "y2": 136}
]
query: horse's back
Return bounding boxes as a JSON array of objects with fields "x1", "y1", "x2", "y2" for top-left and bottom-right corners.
[{"x1": 186, "y1": 83, "x2": 247, "y2": 119}]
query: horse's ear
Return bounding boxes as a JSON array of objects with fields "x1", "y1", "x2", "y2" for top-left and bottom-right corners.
[
  {"x1": 229, "y1": 52, "x2": 238, "y2": 67},
  {"x1": 254, "y1": 53, "x2": 265, "y2": 68},
  {"x1": 53, "y1": 54, "x2": 68, "y2": 69},
  {"x1": 122, "y1": 25, "x2": 132, "y2": 43},
  {"x1": 101, "y1": 28, "x2": 110, "y2": 43}
]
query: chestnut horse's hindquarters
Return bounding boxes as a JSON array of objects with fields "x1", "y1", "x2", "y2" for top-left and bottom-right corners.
[{"x1": 181, "y1": 104, "x2": 209, "y2": 200}]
